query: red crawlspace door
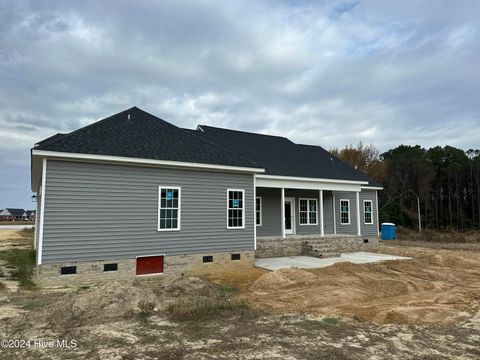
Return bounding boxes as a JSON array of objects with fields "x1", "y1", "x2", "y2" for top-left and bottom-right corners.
[{"x1": 136, "y1": 255, "x2": 164, "y2": 275}]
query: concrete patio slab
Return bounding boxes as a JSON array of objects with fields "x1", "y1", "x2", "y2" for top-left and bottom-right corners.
[{"x1": 255, "y1": 252, "x2": 411, "y2": 271}]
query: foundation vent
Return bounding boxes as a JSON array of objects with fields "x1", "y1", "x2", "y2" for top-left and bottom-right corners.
[
  {"x1": 104, "y1": 263, "x2": 118, "y2": 272},
  {"x1": 60, "y1": 266, "x2": 77, "y2": 275}
]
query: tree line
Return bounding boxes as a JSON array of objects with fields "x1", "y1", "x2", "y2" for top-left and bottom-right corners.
[{"x1": 331, "y1": 143, "x2": 480, "y2": 231}]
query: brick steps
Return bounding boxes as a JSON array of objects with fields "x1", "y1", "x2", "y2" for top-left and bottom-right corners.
[{"x1": 302, "y1": 239, "x2": 341, "y2": 258}]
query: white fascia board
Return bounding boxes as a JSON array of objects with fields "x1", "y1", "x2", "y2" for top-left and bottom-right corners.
[
  {"x1": 256, "y1": 174, "x2": 368, "y2": 185},
  {"x1": 256, "y1": 175, "x2": 363, "y2": 192},
  {"x1": 361, "y1": 186, "x2": 384, "y2": 190},
  {"x1": 31, "y1": 150, "x2": 265, "y2": 174}
]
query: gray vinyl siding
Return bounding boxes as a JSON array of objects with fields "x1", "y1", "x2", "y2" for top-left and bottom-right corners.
[
  {"x1": 360, "y1": 190, "x2": 379, "y2": 236},
  {"x1": 333, "y1": 191, "x2": 358, "y2": 235},
  {"x1": 42, "y1": 160, "x2": 254, "y2": 263},
  {"x1": 256, "y1": 188, "x2": 281, "y2": 237},
  {"x1": 323, "y1": 191, "x2": 334, "y2": 234}
]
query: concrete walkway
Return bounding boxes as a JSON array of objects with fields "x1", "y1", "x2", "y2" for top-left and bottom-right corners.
[
  {"x1": 255, "y1": 252, "x2": 411, "y2": 271},
  {"x1": 0, "y1": 225, "x2": 34, "y2": 230}
]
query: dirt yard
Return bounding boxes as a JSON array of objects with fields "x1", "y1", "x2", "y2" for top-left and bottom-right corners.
[{"x1": 0, "y1": 230, "x2": 479, "y2": 359}]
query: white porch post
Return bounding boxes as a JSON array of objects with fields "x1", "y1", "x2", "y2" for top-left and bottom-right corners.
[
  {"x1": 253, "y1": 175, "x2": 257, "y2": 250},
  {"x1": 356, "y1": 191, "x2": 361, "y2": 236},
  {"x1": 333, "y1": 193, "x2": 337, "y2": 234},
  {"x1": 281, "y1": 187, "x2": 285, "y2": 239},
  {"x1": 319, "y1": 190, "x2": 324, "y2": 237}
]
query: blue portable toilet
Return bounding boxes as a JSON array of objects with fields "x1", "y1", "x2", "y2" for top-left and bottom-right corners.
[{"x1": 381, "y1": 223, "x2": 396, "y2": 240}]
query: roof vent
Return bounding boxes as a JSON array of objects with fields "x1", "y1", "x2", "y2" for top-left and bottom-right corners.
[
  {"x1": 127, "y1": 113, "x2": 131, "y2": 120},
  {"x1": 196, "y1": 125, "x2": 204, "y2": 132}
]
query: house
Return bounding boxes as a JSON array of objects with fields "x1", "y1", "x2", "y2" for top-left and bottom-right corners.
[
  {"x1": 0, "y1": 208, "x2": 28, "y2": 221},
  {"x1": 31, "y1": 107, "x2": 382, "y2": 284},
  {"x1": 26, "y1": 210, "x2": 36, "y2": 221}
]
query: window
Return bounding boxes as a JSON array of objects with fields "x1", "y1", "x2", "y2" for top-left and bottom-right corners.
[
  {"x1": 158, "y1": 187, "x2": 181, "y2": 231},
  {"x1": 227, "y1": 189, "x2": 244, "y2": 229},
  {"x1": 203, "y1": 255, "x2": 213, "y2": 263},
  {"x1": 256, "y1": 197, "x2": 262, "y2": 226},
  {"x1": 231, "y1": 253, "x2": 241, "y2": 261},
  {"x1": 299, "y1": 198, "x2": 318, "y2": 225},
  {"x1": 340, "y1": 199, "x2": 350, "y2": 225},
  {"x1": 364, "y1": 200, "x2": 373, "y2": 224}
]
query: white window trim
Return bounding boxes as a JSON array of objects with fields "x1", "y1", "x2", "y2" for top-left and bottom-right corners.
[
  {"x1": 363, "y1": 200, "x2": 373, "y2": 225},
  {"x1": 227, "y1": 189, "x2": 245, "y2": 229},
  {"x1": 256, "y1": 196, "x2": 262, "y2": 226},
  {"x1": 340, "y1": 199, "x2": 351, "y2": 225},
  {"x1": 157, "y1": 186, "x2": 181, "y2": 232},
  {"x1": 299, "y1": 198, "x2": 318, "y2": 226}
]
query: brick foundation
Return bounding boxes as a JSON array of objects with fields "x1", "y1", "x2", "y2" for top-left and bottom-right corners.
[
  {"x1": 255, "y1": 235, "x2": 379, "y2": 258},
  {"x1": 36, "y1": 251, "x2": 255, "y2": 287}
]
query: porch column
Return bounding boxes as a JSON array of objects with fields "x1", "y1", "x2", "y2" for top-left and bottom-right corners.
[
  {"x1": 281, "y1": 188, "x2": 286, "y2": 239},
  {"x1": 356, "y1": 191, "x2": 361, "y2": 236},
  {"x1": 319, "y1": 190, "x2": 324, "y2": 237},
  {"x1": 333, "y1": 193, "x2": 337, "y2": 234}
]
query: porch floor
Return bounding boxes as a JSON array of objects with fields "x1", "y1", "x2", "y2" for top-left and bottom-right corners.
[{"x1": 255, "y1": 252, "x2": 410, "y2": 271}]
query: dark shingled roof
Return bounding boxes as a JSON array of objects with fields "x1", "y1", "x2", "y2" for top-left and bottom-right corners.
[
  {"x1": 195, "y1": 125, "x2": 380, "y2": 186},
  {"x1": 34, "y1": 107, "x2": 379, "y2": 186},
  {"x1": 34, "y1": 107, "x2": 260, "y2": 169},
  {"x1": 5, "y1": 208, "x2": 26, "y2": 216}
]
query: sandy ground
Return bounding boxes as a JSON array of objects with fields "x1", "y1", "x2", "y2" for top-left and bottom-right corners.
[
  {"x1": 0, "y1": 229, "x2": 479, "y2": 359},
  {"x1": 242, "y1": 245, "x2": 480, "y2": 325}
]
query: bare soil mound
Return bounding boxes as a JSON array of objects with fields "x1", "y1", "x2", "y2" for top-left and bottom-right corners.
[
  {"x1": 244, "y1": 247, "x2": 480, "y2": 325},
  {"x1": 249, "y1": 267, "x2": 316, "y2": 292},
  {"x1": 44, "y1": 276, "x2": 220, "y2": 330}
]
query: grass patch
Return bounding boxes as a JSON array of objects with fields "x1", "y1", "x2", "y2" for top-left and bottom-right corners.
[
  {"x1": 0, "y1": 221, "x2": 34, "y2": 226},
  {"x1": 0, "y1": 248, "x2": 37, "y2": 290},
  {"x1": 215, "y1": 282, "x2": 238, "y2": 294},
  {"x1": 18, "y1": 296, "x2": 58, "y2": 311},
  {"x1": 323, "y1": 317, "x2": 341, "y2": 325},
  {"x1": 167, "y1": 296, "x2": 252, "y2": 322},
  {"x1": 19, "y1": 227, "x2": 35, "y2": 238}
]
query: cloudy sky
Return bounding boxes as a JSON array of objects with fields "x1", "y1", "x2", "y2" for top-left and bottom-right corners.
[{"x1": 1, "y1": 0, "x2": 479, "y2": 208}]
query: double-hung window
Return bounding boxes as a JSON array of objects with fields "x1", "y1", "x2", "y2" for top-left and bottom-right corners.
[
  {"x1": 364, "y1": 200, "x2": 373, "y2": 224},
  {"x1": 158, "y1": 186, "x2": 181, "y2": 231},
  {"x1": 340, "y1": 199, "x2": 350, "y2": 225},
  {"x1": 256, "y1": 197, "x2": 262, "y2": 226},
  {"x1": 227, "y1": 189, "x2": 244, "y2": 229},
  {"x1": 299, "y1": 198, "x2": 318, "y2": 225}
]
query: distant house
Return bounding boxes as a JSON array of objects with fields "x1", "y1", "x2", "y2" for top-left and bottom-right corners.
[
  {"x1": 0, "y1": 208, "x2": 28, "y2": 221},
  {"x1": 26, "y1": 210, "x2": 36, "y2": 221}
]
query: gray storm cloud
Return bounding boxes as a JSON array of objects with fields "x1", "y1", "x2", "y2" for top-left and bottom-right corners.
[{"x1": 1, "y1": 0, "x2": 479, "y2": 207}]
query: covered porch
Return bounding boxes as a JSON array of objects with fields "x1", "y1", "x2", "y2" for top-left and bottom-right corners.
[
  {"x1": 253, "y1": 175, "x2": 380, "y2": 258},
  {"x1": 254, "y1": 179, "x2": 380, "y2": 240}
]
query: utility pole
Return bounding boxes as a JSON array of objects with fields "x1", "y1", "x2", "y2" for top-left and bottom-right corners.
[
  {"x1": 409, "y1": 190, "x2": 422, "y2": 233},
  {"x1": 379, "y1": 189, "x2": 422, "y2": 233}
]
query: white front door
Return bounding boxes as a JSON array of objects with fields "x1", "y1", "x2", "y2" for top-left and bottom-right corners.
[{"x1": 284, "y1": 197, "x2": 295, "y2": 235}]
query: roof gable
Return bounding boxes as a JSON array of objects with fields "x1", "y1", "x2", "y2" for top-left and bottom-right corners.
[{"x1": 5, "y1": 208, "x2": 26, "y2": 216}]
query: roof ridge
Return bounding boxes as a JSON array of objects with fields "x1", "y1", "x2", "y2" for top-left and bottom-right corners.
[
  {"x1": 186, "y1": 128, "x2": 261, "y2": 168},
  {"x1": 198, "y1": 124, "x2": 293, "y2": 142}
]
